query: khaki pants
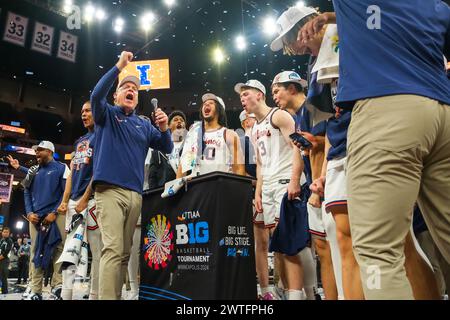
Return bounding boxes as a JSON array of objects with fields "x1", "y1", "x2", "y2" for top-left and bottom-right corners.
[
  {"x1": 95, "y1": 184, "x2": 142, "y2": 300},
  {"x1": 29, "y1": 214, "x2": 66, "y2": 294},
  {"x1": 416, "y1": 230, "x2": 446, "y2": 296},
  {"x1": 347, "y1": 95, "x2": 450, "y2": 300}
]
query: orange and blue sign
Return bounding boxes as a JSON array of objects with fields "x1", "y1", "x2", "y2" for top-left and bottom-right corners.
[{"x1": 119, "y1": 59, "x2": 170, "y2": 91}]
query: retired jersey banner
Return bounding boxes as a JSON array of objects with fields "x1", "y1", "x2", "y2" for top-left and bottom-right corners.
[
  {"x1": 0, "y1": 173, "x2": 14, "y2": 203},
  {"x1": 140, "y1": 173, "x2": 256, "y2": 300},
  {"x1": 57, "y1": 30, "x2": 78, "y2": 63},
  {"x1": 31, "y1": 21, "x2": 54, "y2": 55},
  {"x1": 3, "y1": 12, "x2": 28, "y2": 47},
  {"x1": 119, "y1": 59, "x2": 170, "y2": 91}
]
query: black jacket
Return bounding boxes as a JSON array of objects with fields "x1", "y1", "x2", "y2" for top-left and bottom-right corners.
[
  {"x1": 148, "y1": 150, "x2": 177, "y2": 190},
  {"x1": 0, "y1": 237, "x2": 13, "y2": 259}
]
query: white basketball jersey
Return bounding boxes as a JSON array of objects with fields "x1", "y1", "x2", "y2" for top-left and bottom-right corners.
[
  {"x1": 252, "y1": 108, "x2": 293, "y2": 182},
  {"x1": 168, "y1": 141, "x2": 183, "y2": 173},
  {"x1": 193, "y1": 127, "x2": 232, "y2": 175}
]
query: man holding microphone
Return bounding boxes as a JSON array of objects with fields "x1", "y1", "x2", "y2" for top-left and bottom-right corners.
[{"x1": 90, "y1": 51, "x2": 173, "y2": 300}]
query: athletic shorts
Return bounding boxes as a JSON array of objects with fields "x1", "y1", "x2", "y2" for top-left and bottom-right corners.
[
  {"x1": 307, "y1": 203, "x2": 327, "y2": 239},
  {"x1": 66, "y1": 198, "x2": 99, "y2": 232},
  {"x1": 253, "y1": 179, "x2": 290, "y2": 228},
  {"x1": 324, "y1": 157, "x2": 348, "y2": 213}
]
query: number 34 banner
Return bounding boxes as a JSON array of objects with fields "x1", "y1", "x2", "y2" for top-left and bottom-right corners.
[
  {"x1": 3, "y1": 11, "x2": 28, "y2": 47},
  {"x1": 31, "y1": 21, "x2": 54, "y2": 55},
  {"x1": 57, "y1": 30, "x2": 78, "y2": 63}
]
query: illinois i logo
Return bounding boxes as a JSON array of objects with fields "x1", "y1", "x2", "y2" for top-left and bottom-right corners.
[{"x1": 143, "y1": 214, "x2": 174, "y2": 270}]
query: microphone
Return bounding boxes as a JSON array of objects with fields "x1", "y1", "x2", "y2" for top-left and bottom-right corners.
[
  {"x1": 150, "y1": 98, "x2": 158, "y2": 126},
  {"x1": 151, "y1": 98, "x2": 158, "y2": 110}
]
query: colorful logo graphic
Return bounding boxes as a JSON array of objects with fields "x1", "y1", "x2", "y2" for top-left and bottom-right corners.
[{"x1": 143, "y1": 214, "x2": 174, "y2": 270}]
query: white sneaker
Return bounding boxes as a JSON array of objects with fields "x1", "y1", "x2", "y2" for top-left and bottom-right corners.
[
  {"x1": 126, "y1": 290, "x2": 139, "y2": 300},
  {"x1": 274, "y1": 286, "x2": 286, "y2": 300},
  {"x1": 22, "y1": 292, "x2": 42, "y2": 300},
  {"x1": 22, "y1": 286, "x2": 31, "y2": 299},
  {"x1": 48, "y1": 286, "x2": 62, "y2": 300}
]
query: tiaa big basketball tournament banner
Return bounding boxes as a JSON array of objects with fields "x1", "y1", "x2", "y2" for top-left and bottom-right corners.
[{"x1": 140, "y1": 173, "x2": 257, "y2": 300}]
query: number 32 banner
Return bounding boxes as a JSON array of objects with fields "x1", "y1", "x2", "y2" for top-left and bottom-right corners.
[
  {"x1": 31, "y1": 21, "x2": 54, "y2": 55},
  {"x1": 3, "y1": 12, "x2": 28, "y2": 47},
  {"x1": 57, "y1": 30, "x2": 78, "y2": 63}
]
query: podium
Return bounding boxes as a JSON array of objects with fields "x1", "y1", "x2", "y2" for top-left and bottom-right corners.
[{"x1": 140, "y1": 172, "x2": 257, "y2": 300}]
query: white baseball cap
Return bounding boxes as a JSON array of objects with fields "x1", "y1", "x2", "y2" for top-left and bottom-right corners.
[
  {"x1": 239, "y1": 110, "x2": 256, "y2": 123},
  {"x1": 117, "y1": 75, "x2": 140, "y2": 90},
  {"x1": 270, "y1": 6, "x2": 318, "y2": 52},
  {"x1": 32, "y1": 140, "x2": 55, "y2": 153},
  {"x1": 234, "y1": 79, "x2": 266, "y2": 96},
  {"x1": 202, "y1": 93, "x2": 226, "y2": 109},
  {"x1": 272, "y1": 71, "x2": 308, "y2": 88}
]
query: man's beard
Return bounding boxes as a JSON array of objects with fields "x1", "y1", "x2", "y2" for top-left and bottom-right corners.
[{"x1": 203, "y1": 115, "x2": 214, "y2": 123}]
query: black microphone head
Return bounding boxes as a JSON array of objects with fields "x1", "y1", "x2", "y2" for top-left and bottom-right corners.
[{"x1": 151, "y1": 98, "x2": 158, "y2": 109}]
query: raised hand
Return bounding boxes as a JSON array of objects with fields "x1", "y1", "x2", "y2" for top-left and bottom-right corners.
[
  {"x1": 6, "y1": 155, "x2": 20, "y2": 170},
  {"x1": 116, "y1": 51, "x2": 134, "y2": 71}
]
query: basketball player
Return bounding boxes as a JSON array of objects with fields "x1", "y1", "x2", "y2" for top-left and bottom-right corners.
[
  {"x1": 57, "y1": 101, "x2": 102, "y2": 300},
  {"x1": 271, "y1": 70, "x2": 338, "y2": 300},
  {"x1": 238, "y1": 110, "x2": 257, "y2": 178},
  {"x1": 177, "y1": 93, "x2": 245, "y2": 177},
  {"x1": 148, "y1": 111, "x2": 187, "y2": 189},
  {"x1": 236, "y1": 79, "x2": 305, "y2": 300}
]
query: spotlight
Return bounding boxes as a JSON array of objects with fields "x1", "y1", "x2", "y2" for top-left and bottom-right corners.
[
  {"x1": 296, "y1": 1, "x2": 305, "y2": 8},
  {"x1": 113, "y1": 17, "x2": 124, "y2": 33},
  {"x1": 95, "y1": 8, "x2": 106, "y2": 21},
  {"x1": 140, "y1": 12, "x2": 156, "y2": 32},
  {"x1": 16, "y1": 221, "x2": 24, "y2": 230},
  {"x1": 263, "y1": 16, "x2": 277, "y2": 36},
  {"x1": 213, "y1": 47, "x2": 225, "y2": 64},
  {"x1": 164, "y1": 0, "x2": 176, "y2": 7},
  {"x1": 235, "y1": 35, "x2": 247, "y2": 51},
  {"x1": 84, "y1": 3, "x2": 95, "y2": 22},
  {"x1": 63, "y1": 0, "x2": 73, "y2": 14}
]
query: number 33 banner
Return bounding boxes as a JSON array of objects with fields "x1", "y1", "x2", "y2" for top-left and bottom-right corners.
[
  {"x1": 57, "y1": 30, "x2": 78, "y2": 63},
  {"x1": 3, "y1": 12, "x2": 28, "y2": 47},
  {"x1": 31, "y1": 21, "x2": 54, "y2": 55}
]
